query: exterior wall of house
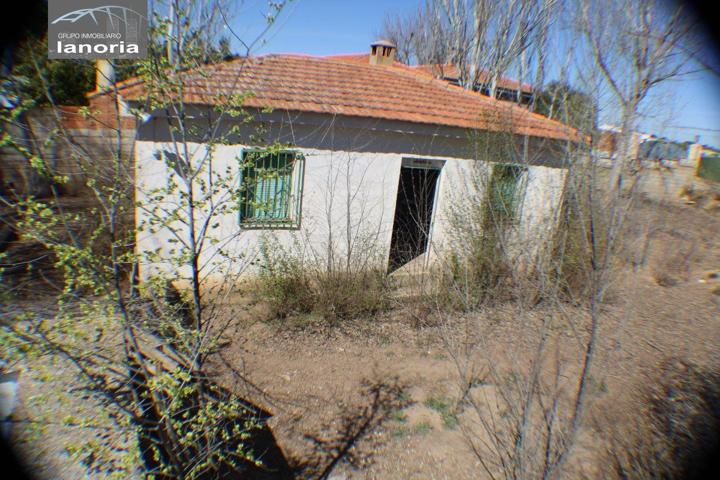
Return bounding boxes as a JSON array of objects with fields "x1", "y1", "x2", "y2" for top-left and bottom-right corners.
[
  {"x1": 134, "y1": 131, "x2": 568, "y2": 282},
  {"x1": 517, "y1": 165, "x2": 567, "y2": 262},
  {"x1": 135, "y1": 141, "x2": 401, "y2": 281},
  {"x1": 426, "y1": 157, "x2": 567, "y2": 268}
]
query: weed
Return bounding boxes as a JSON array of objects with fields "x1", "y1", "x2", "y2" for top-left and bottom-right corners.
[
  {"x1": 390, "y1": 410, "x2": 407, "y2": 423},
  {"x1": 597, "y1": 378, "x2": 608, "y2": 394},
  {"x1": 414, "y1": 422, "x2": 433, "y2": 435},
  {"x1": 442, "y1": 411, "x2": 459, "y2": 429},
  {"x1": 424, "y1": 396, "x2": 459, "y2": 429},
  {"x1": 424, "y1": 396, "x2": 450, "y2": 412},
  {"x1": 392, "y1": 427, "x2": 410, "y2": 439},
  {"x1": 398, "y1": 391, "x2": 413, "y2": 404},
  {"x1": 256, "y1": 244, "x2": 314, "y2": 319}
]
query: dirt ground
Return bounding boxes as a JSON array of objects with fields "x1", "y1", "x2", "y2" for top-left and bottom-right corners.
[
  {"x1": 4, "y1": 198, "x2": 719, "y2": 479},
  {"x1": 207, "y1": 199, "x2": 720, "y2": 479}
]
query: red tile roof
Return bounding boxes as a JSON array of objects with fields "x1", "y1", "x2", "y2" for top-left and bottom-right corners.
[
  {"x1": 104, "y1": 54, "x2": 578, "y2": 141},
  {"x1": 411, "y1": 63, "x2": 534, "y2": 93},
  {"x1": 329, "y1": 55, "x2": 533, "y2": 93}
]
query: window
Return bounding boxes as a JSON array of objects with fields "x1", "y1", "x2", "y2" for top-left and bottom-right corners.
[
  {"x1": 485, "y1": 163, "x2": 527, "y2": 227},
  {"x1": 239, "y1": 150, "x2": 304, "y2": 229}
]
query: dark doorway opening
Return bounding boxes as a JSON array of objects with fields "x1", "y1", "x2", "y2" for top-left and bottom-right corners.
[{"x1": 388, "y1": 164, "x2": 441, "y2": 272}]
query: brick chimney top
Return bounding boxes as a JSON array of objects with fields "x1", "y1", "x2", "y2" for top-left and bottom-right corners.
[{"x1": 370, "y1": 40, "x2": 396, "y2": 66}]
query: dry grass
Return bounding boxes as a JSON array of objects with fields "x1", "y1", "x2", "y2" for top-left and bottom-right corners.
[{"x1": 254, "y1": 245, "x2": 393, "y2": 325}]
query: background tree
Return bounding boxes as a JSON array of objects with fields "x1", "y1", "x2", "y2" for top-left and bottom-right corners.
[
  {"x1": 9, "y1": 37, "x2": 94, "y2": 106},
  {"x1": 534, "y1": 81, "x2": 597, "y2": 132},
  {"x1": 380, "y1": 0, "x2": 558, "y2": 99},
  {"x1": 577, "y1": 0, "x2": 698, "y2": 193}
]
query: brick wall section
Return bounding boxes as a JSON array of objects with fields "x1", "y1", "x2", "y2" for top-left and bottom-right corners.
[
  {"x1": 1, "y1": 95, "x2": 137, "y2": 284},
  {"x1": 61, "y1": 93, "x2": 137, "y2": 130},
  {"x1": 1, "y1": 93, "x2": 136, "y2": 198}
]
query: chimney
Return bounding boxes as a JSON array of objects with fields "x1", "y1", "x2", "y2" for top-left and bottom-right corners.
[
  {"x1": 95, "y1": 59, "x2": 116, "y2": 91},
  {"x1": 369, "y1": 40, "x2": 396, "y2": 66}
]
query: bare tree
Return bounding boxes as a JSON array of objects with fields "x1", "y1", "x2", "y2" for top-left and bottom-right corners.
[
  {"x1": 384, "y1": 1, "x2": 700, "y2": 479},
  {"x1": 2, "y1": 1, "x2": 294, "y2": 477},
  {"x1": 577, "y1": 0, "x2": 697, "y2": 194},
  {"x1": 380, "y1": 0, "x2": 558, "y2": 98},
  {"x1": 380, "y1": 1, "x2": 452, "y2": 66}
]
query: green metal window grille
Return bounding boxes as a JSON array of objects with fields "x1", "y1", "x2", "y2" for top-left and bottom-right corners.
[
  {"x1": 486, "y1": 163, "x2": 527, "y2": 227},
  {"x1": 239, "y1": 150, "x2": 304, "y2": 229}
]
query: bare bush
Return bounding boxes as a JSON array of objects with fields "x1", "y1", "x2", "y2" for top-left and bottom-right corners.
[
  {"x1": 602, "y1": 358, "x2": 720, "y2": 480},
  {"x1": 256, "y1": 243, "x2": 315, "y2": 319},
  {"x1": 549, "y1": 168, "x2": 612, "y2": 304}
]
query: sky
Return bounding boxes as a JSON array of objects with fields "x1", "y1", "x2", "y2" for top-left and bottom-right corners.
[{"x1": 229, "y1": 0, "x2": 720, "y2": 147}]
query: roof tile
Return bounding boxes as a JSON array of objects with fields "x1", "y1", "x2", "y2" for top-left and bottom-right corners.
[{"x1": 113, "y1": 54, "x2": 578, "y2": 141}]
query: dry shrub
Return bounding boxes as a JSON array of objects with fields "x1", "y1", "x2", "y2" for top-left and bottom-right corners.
[
  {"x1": 256, "y1": 246, "x2": 315, "y2": 319},
  {"x1": 549, "y1": 170, "x2": 611, "y2": 303},
  {"x1": 679, "y1": 185, "x2": 720, "y2": 210},
  {"x1": 256, "y1": 242, "x2": 393, "y2": 324},
  {"x1": 433, "y1": 232, "x2": 516, "y2": 311},
  {"x1": 313, "y1": 269, "x2": 392, "y2": 322},
  {"x1": 705, "y1": 191, "x2": 720, "y2": 211},
  {"x1": 551, "y1": 190, "x2": 589, "y2": 299},
  {"x1": 603, "y1": 358, "x2": 720, "y2": 480},
  {"x1": 651, "y1": 270, "x2": 678, "y2": 287},
  {"x1": 678, "y1": 184, "x2": 699, "y2": 204}
]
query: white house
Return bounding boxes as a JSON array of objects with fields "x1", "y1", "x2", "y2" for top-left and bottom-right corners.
[{"x1": 93, "y1": 42, "x2": 579, "y2": 282}]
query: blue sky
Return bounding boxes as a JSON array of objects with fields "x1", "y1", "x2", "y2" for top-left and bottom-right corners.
[{"x1": 229, "y1": 0, "x2": 720, "y2": 147}]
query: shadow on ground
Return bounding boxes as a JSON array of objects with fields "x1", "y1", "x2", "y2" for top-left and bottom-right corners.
[{"x1": 283, "y1": 376, "x2": 411, "y2": 479}]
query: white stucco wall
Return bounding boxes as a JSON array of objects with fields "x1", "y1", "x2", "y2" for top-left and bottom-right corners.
[
  {"x1": 135, "y1": 141, "x2": 405, "y2": 281},
  {"x1": 516, "y1": 165, "x2": 568, "y2": 262},
  {"x1": 134, "y1": 139, "x2": 567, "y2": 282},
  {"x1": 425, "y1": 159, "x2": 567, "y2": 268}
]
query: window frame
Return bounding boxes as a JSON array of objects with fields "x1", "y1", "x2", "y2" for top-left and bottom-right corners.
[
  {"x1": 485, "y1": 163, "x2": 528, "y2": 228},
  {"x1": 238, "y1": 148, "x2": 305, "y2": 230}
]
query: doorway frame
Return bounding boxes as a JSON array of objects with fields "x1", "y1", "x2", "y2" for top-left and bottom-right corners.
[{"x1": 387, "y1": 157, "x2": 445, "y2": 272}]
